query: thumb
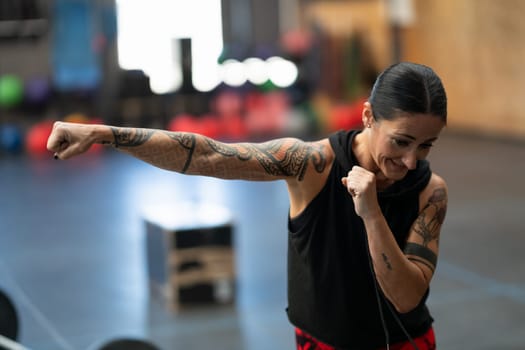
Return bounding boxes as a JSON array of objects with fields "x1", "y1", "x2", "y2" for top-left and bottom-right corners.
[{"x1": 55, "y1": 143, "x2": 85, "y2": 160}]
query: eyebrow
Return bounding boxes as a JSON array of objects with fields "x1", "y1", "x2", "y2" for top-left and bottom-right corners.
[{"x1": 394, "y1": 133, "x2": 438, "y2": 143}]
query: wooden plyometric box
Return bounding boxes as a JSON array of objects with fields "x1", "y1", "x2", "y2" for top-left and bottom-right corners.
[{"x1": 142, "y1": 202, "x2": 236, "y2": 311}]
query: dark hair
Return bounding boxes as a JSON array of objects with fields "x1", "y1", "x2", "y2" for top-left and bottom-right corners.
[{"x1": 369, "y1": 62, "x2": 447, "y2": 123}]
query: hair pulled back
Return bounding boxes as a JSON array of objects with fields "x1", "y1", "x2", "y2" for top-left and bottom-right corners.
[{"x1": 369, "y1": 62, "x2": 447, "y2": 123}]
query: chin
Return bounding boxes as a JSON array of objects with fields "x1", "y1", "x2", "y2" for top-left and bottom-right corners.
[{"x1": 383, "y1": 162, "x2": 408, "y2": 180}]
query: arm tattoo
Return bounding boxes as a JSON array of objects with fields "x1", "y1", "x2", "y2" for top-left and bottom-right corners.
[
  {"x1": 404, "y1": 242, "x2": 437, "y2": 272},
  {"x1": 164, "y1": 132, "x2": 197, "y2": 173},
  {"x1": 413, "y1": 187, "x2": 447, "y2": 246},
  {"x1": 381, "y1": 253, "x2": 393, "y2": 270},
  {"x1": 204, "y1": 138, "x2": 326, "y2": 180},
  {"x1": 108, "y1": 128, "x2": 326, "y2": 179},
  {"x1": 111, "y1": 127, "x2": 154, "y2": 147},
  {"x1": 110, "y1": 128, "x2": 198, "y2": 173}
]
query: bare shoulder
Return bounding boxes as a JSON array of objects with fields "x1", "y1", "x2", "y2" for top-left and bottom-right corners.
[
  {"x1": 292, "y1": 137, "x2": 334, "y2": 182},
  {"x1": 258, "y1": 136, "x2": 333, "y2": 181},
  {"x1": 286, "y1": 137, "x2": 335, "y2": 217},
  {"x1": 309, "y1": 138, "x2": 335, "y2": 162},
  {"x1": 420, "y1": 172, "x2": 448, "y2": 211}
]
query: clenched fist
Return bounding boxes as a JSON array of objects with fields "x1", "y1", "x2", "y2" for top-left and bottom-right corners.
[
  {"x1": 341, "y1": 165, "x2": 381, "y2": 219},
  {"x1": 47, "y1": 122, "x2": 105, "y2": 160}
]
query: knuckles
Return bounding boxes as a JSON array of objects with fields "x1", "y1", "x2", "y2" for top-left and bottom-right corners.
[{"x1": 347, "y1": 166, "x2": 376, "y2": 184}]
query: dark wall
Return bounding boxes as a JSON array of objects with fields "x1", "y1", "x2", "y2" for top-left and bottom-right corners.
[{"x1": 221, "y1": 0, "x2": 281, "y2": 56}]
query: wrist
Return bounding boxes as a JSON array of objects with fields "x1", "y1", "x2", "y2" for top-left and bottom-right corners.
[
  {"x1": 359, "y1": 207, "x2": 383, "y2": 222},
  {"x1": 361, "y1": 211, "x2": 387, "y2": 241},
  {"x1": 93, "y1": 125, "x2": 117, "y2": 146}
]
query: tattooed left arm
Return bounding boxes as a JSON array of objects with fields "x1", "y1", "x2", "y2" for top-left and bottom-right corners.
[
  {"x1": 362, "y1": 173, "x2": 448, "y2": 313},
  {"x1": 47, "y1": 122, "x2": 328, "y2": 182}
]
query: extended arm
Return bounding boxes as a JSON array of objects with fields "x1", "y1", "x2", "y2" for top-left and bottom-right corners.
[{"x1": 47, "y1": 122, "x2": 328, "y2": 182}]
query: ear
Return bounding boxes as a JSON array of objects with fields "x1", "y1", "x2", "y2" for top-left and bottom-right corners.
[{"x1": 362, "y1": 101, "x2": 374, "y2": 128}]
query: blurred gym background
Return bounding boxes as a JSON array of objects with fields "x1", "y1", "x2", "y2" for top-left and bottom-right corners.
[{"x1": 1, "y1": 0, "x2": 524, "y2": 349}]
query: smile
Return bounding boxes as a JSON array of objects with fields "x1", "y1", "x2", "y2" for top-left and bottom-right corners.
[{"x1": 388, "y1": 159, "x2": 406, "y2": 171}]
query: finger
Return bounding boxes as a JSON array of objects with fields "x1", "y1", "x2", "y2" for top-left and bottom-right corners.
[
  {"x1": 46, "y1": 134, "x2": 61, "y2": 152},
  {"x1": 343, "y1": 178, "x2": 360, "y2": 198},
  {"x1": 348, "y1": 187, "x2": 359, "y2": 198},
  {"x1": 50, "y1": 139, "x2": 70, "y2": 160},
  {"x1": 53, "y1": 143, "x2": 70, "y2": 160},
  {"x1": 348, "y1": 183, "x2": 360, "y2": 195},
  {"x1": 346, "y1": 181, "x2": 360, "y2": 198},
  {"x1": 46, "y1": 122, "x2": 67, "y2": 152},
  {"x1": 55, "y1": 143, "x2": 81, "y2": 160}
]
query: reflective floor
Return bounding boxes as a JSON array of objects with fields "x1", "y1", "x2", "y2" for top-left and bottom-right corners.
[{"x1": 1, "y1": 130, "x2": 524, "y2": 350}]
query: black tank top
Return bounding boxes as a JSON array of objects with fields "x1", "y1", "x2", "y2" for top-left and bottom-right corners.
[{"x1": 287, "y1": 130, "x2": 433, "y2": 349}]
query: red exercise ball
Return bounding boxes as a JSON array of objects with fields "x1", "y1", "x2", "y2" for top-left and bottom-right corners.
[
  {"x1": 213, "y1": 90, "x2": 243, "y2": 117},
  {"x1": 220, "y1": 113, "x2": 247, "y2": 141},
  {"x1": 328, "y1": 98, "x2": 365, "y2": 132},
  {"x1": 168, "y1": 113, "x2": 222, "y2": 139},
  {"x1": 25, "y1": 121, "x2": 54, "y2": 157},
  {"x1": 199, "y1": 114, "x2": 221, "y2": 139},
  {"x1": 168, "y1": 114, "x2": 199, "y2": 133}
]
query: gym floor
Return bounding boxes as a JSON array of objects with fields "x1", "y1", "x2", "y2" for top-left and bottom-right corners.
[{"x1": 1, "y1": 129, "x2": 524, "y2": 350}]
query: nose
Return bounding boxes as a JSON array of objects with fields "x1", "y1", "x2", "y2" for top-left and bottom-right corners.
[{"x1": 401, "y1": 151, "x2": 417, "y2": 170}]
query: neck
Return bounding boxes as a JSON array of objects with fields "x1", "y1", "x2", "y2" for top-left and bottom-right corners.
[
  {"x1": 353, "y1": 130, "x2": 394, "y2": 191},
  {"x1": 353, "y1": 130, "x2": 378, "y2": 172}
]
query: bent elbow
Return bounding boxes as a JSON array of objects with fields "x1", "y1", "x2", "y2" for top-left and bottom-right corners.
[
  {"x1": 390, "y1": 292, "x2": 426, "y2": 314},
  {"x1": 392, "y1": 300, "x2": 419, "y2": 314}
]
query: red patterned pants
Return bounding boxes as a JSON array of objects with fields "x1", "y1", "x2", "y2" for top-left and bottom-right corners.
[{"x1": 295, "y1": 327, "x2": 436, "y2": 350}]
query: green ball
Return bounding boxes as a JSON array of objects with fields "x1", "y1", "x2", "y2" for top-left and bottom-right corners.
[{"x1": 0, "y1": 75, "x2": 24, "y2": 108}]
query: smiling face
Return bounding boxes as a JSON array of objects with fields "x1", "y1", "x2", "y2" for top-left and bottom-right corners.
[{"x1": 359, "y1": 102, "x2": 446, "y2": 181}]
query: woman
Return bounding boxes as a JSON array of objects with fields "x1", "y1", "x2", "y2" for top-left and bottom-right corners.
[{"x1": 47, "y1": 62, "x2": 447, "y2": 350}]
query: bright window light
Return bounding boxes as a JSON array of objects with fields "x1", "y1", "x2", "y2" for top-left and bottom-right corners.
[
  {"x1": 267, "y1": 56, "x2": 298, "y2": 88},
  {"x1": 116, "y1": 0, "x2": 223, "y2": 93},
  {"x1": 244, "y1": 57, "x2": 268, "y2": 85},
  {"x1": 221, "y1": 59, "x2": 247, "y2": 87}
]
